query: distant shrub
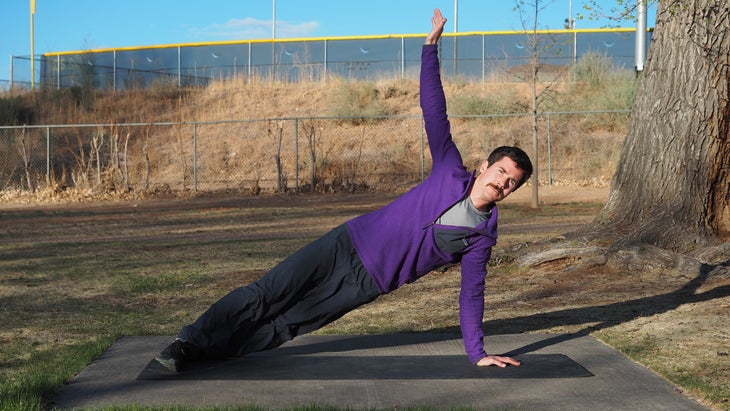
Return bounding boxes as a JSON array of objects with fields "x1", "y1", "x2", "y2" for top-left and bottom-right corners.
[
  {"x1": 0, "y1": 95, "x2": 33, "y2": 125},
  {"x1": 573, "y1": 51, "x2": 615, "y2": 88},
  {"x1": 327, "y1": 80, "x2": 391, "y2": 124},
  {"x1": 148, "y1": 77, "x2": 190, "y2": 101},
  {"x1": 450, "y1": 87, "x2": 520, "y2": 115},
  {"x1": 570, "y1": 51, "x2": 637, "y2": 112}
]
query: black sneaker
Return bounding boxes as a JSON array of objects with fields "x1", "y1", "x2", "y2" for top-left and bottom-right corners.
[{"x1": 154, "y1": 338, "x2": 196, "y2": 372}]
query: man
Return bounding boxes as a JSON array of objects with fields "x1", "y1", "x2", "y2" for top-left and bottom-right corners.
[{"x1": 155, "y1": 8, "x2": 532, "y2": 372}]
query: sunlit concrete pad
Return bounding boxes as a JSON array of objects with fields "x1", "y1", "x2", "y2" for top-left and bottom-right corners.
[{"x1": 49, "y1": 333, "x2": 707, "y2": 410}]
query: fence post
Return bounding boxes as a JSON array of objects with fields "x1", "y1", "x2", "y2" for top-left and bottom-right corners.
[
  {"x1": 323, "y1": 39, "x2": 328, "y2": 79},
  {"x1": 193, "y1": 123, "x2": 198, "y2": 192},
  {"x1": 113, "y1": 51, "x2": 117, "y2": 91},
  {"x1": 547, "y1": 113, "x2": 552, "y2": 186},
  {"x1": 46, "y1": 126, "x2": 50, "y2": 187},
  {"x1": 247, "y1": 42, "x2": 252, "y2": 83},
  {"x1": 177, "y1": 46, "x2": 182, "y2": 87},
  {"x1": 295, "y1": 118, "x2": 299, "y2": 194},
  {"x1": 401, "y1": 37, "x2": 405, "y2": 78},
  {"x1": 481, "y1": 34, "x2": 485, "y2": 84}
]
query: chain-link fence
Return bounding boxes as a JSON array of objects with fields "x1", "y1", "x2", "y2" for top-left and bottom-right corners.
[
  {"x1": 11, "y1": 29, "x2": 650, "y2": 91},
  {"x1": 0, "y1": 110, "x2": 629, "y2": 196}
]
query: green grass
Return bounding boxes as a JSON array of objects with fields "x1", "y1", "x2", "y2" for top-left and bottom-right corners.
[
  {"x1": 1, "y1": 338, "x2": 116, "y2": 411},
  {"x1": 597, "y1": 329, "x2": 730, "y2": 408},
  {"x1": 605, "y1": 333, "x2": 659, "y2": 358}
]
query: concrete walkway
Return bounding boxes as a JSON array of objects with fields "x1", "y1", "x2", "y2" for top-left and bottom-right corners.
[{"x1": 49, "y1": 333, "x2": 707, "y2": 410}]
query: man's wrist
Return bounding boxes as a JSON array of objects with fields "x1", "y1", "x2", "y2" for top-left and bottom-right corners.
[{"x1": 472, "y1": 353, "x2": 487, "y2": 365}]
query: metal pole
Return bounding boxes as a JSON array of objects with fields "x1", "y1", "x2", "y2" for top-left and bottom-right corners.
[
  {"x1": 271, "y1": 0, "x2": 276, "y2": 80},
  {"x1": 323, "y1": 39, "x2": 328, "y2": 79},
  {"x1": 452, "y1": 0, "x2": 458, "y2": 77},
  {"x1": 570, "y1": 0, "x2": 576, "y2": 65},
  {"x1": 454, "y1": 0, "x2": 458, "y2": 32},
  {"x1": 569, "y1": 0, "x2": 577, "y2": 81},
  {"x1": 9, "y1": 54, "x2": 13, "y2": 89},
  {"x1": 401, "y1": 37, "x2": 405, "y2": 78},
  {"x1": 193, "y1": 123, "x2": 198, "y2": 192},
  {"x1": 547, "y1": 114, "x2": 552, "y2": 185},
  {"x1": 30, "y1": 0, "x2": 35, "y2": 90},
  {"x1": 295, "y1": 118, "x2": 299, "y2": 194},
  {"x1": 481, "y1": 35, "x2": 485, "y2": 84},
  {"x1": 46, "y1": 126, "x2": 50, "y2": 187},
  {"x1": 113, "y1": 51, "x2": 117, "y2": 90},
  {"x1": 177, "y1": 46, "x2": 181, "y2": 87},
  {"x1": 635, "y1": 0, "x2": 647, "y2": 72}
]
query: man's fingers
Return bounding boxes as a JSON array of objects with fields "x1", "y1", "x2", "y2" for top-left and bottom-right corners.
[
  {"x1": 477, "y1": 355, "x2": 521, "y2": 367},
  {"x1": 496, "y1": 355, "x2": 522, "y2": 366}
]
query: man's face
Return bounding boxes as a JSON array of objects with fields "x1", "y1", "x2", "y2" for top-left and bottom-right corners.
[{"x1": 469, "y1": 156, "x2": 525, "y2": 210}]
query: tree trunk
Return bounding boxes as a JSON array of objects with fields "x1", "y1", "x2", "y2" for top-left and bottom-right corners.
[{"x1": 590, "y1": 1, "x2": 730, "y2": 252}]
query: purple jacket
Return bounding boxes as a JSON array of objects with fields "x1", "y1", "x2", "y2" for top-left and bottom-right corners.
[{"x1": 345, "y1": 44, "x2": 498, "y2": 363}]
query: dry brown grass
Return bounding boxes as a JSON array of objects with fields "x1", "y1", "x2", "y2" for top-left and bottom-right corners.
[
  {"x1": 1, "y1": 191, "x2": 727, "y2": 409},
  {"x1": 1, "y1": 65, "x2": 634, "y2": 202}
]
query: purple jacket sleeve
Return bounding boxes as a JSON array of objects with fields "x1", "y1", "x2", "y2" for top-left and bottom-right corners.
[
  {"x1": 420, "y1": 45, "x2": 463, "y2": 170},
  {"x1": 459, "y1": 231, "x2": 492, "y2": 363}
]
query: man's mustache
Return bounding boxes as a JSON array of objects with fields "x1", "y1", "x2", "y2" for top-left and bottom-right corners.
[{"x1": 487, "y1": 183, "x2": 503, "y2": 195}]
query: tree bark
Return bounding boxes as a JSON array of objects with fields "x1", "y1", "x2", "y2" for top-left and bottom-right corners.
[{"x1": 588, "y1": 0, "x2": 730, "y2": 252}]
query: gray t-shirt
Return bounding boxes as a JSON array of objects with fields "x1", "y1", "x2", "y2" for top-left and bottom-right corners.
[{"x1": 434, "y1": 196, "x2": 492, "y2": 254}]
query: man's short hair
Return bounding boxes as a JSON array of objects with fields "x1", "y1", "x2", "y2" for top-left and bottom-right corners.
[{"x1": 486, "y1": 146, "x2": 533, "y2": 189}]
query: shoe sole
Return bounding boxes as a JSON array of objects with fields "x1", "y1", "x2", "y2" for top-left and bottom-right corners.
[{"x1": 154, "y1": 355, "x2": 178, "y2": 372}]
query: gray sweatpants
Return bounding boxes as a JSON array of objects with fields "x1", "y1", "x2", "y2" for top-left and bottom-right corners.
[{"x1": 179, "y1": 224, "x2": 381, "y2": 359}]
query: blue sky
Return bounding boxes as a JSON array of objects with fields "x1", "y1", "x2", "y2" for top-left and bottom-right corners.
[{"x1": 1, "y1": 0, "x2": 656, "y2": 86}]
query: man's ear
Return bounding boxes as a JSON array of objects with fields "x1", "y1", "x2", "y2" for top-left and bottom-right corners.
[{"x1": 479, "y1": 160, "x2": 490, "y2": 174}]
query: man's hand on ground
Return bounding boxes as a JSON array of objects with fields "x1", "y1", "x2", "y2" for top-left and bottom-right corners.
[{"x1": 476, "y1": 355, "x2": 521, "y2": 368}]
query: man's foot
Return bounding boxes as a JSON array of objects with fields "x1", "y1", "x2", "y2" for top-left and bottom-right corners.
[{"x1": 154, "y1": 338, "x2": 196, "y2": 372}]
